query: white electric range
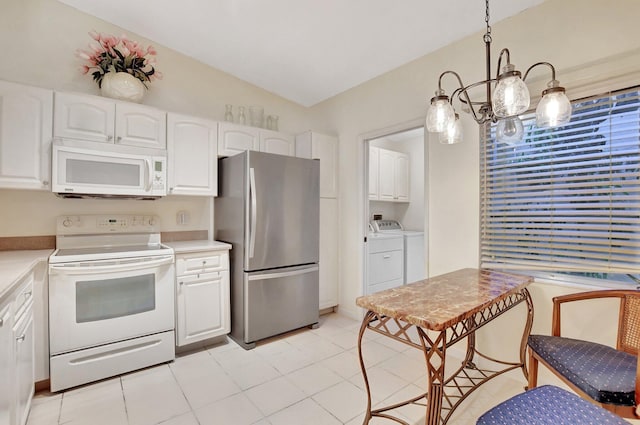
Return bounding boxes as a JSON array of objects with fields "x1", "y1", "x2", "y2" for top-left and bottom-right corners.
[{"x1": 48, "y1": 214, "x2": 175, "y2": 392}]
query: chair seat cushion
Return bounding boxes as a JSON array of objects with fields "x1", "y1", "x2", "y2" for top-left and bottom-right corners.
[
  {"x1": 476, "y1": 385, "x2": 631, "y2": 424},
  {"x1": 528, "y1": 334, "x2": 637, "y2": 406}
]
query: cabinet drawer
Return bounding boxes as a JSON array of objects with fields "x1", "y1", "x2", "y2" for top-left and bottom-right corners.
[
  {"x1": 177, "y1": 271, "x2": 221, "y2": 286},
  {"x1": 13, "y1": 271, "x2": 34, "y2": 318},
  {"x1": 176, "y1": 251, "x2": 229, "y2": 276}
]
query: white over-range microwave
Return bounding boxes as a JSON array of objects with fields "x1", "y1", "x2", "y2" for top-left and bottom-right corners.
[{"x1": 52, "y1": 139, "x2": 167, "y2": 199}]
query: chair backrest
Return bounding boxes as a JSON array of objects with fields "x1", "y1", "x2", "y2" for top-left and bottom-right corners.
[{"x1": 619, "y1": 293, "x2": 640, "y2": 355}]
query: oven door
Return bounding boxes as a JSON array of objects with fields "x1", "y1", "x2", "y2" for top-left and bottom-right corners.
[{"x1": 48, "y1": 254, "x2": 175, "y2": 355}]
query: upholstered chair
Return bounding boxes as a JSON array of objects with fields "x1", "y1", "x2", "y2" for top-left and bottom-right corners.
[{"x1": 527, "y1": 290, "x2": 640, "y2": 419}]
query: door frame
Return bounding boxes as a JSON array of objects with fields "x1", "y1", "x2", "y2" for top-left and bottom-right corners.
[{"x1": 359, "y1": 117, "x2": 429, "y2": 302}]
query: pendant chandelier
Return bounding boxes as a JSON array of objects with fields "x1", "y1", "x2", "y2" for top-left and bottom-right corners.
[{"x1": 426, "y1": 0, "x2": 572, "y2": 145}]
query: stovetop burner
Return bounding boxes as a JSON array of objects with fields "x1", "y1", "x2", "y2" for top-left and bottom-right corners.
[{"x1": 49, "y1": 214, "x2": 173, "y2": 263}]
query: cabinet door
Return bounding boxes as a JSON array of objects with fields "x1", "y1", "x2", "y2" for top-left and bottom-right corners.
[
  {"x1": 394, "y1": 153, "x2": 410, "y2": 202},
  {"x1": 368, "y1": 147, "x2": 379, "y2": 200},
  {"x1": 53, "y1": 92, "x2": 115, "y2": 143},
  {"x1": 0, "y1": 81, "x2": 53, "y2": 190},
  {"x1": 312, "y1": 133, "x2": 338, "y2": 198},
  {"x1": 167, "y1": 113, "x2": 218, "y2": 196},
  {"x1": 295, "y1": 131, "x2": 338, "y2": 198},
  {"x1": 13, "y1": 307, "x2": 33, "y2": 425},
  {"x1": 378, "y1": 148, "x2": 395, "y2": 201},
  {"x1": 32, "y1": 261, "x2": 48, "y2": 382},
  {"x1": 115, "y1": 103, "x2": 166, "y2": 148},
  {"x1": 259, "y1": 130, "x2": 295, "y2": 156},
  {"x1": 218, "y1": 122, "x2": 259, "y2": 157},
  {"x1": 0, "y1": 303, "x2": 11, "y2": 425},
  {"x1": 319, "y1": 198, "x2": 338, "y2": 309},
  {"x1": 176, "y1": 271, "x2": 230, "y2": 346}
]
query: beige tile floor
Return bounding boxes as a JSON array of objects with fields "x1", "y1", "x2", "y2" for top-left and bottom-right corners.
[{"x1": 27, "y1": 312, "x2": 532, "y2": 425}]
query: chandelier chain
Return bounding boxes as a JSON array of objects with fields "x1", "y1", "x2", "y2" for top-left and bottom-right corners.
[{"x1": 484, "y1": 0, "x2": 492, "y2": 43}]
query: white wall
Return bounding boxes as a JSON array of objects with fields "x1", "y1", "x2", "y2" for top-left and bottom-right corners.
[
  {"x1": 0, "y1": 0, "x2": 319, "y2": 237},
  {"x1": 308, "y1": 0, "x2": 640, "y2": 324}
]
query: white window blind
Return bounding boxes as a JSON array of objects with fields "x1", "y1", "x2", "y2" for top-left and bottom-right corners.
[{"x1": 480, "y1": 86, "x2": 640, "y2": 274}]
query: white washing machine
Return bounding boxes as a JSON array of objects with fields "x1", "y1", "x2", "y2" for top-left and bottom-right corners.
[{"x1": 371, "y1": 219, "x2": 425, "y2": 284}]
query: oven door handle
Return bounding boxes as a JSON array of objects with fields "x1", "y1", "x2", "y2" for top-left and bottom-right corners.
[{"x1": 49, "y1": 255, "x2": 174, "y2": 275}]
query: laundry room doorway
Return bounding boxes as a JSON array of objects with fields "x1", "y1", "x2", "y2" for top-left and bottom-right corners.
[{"x1": 362, "y1": 121, "x2": 428, "y2": 296}]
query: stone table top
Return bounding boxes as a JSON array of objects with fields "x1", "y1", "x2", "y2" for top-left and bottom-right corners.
[{"x1": 356, "y1": 268, "x2": 533, "y2": 331}]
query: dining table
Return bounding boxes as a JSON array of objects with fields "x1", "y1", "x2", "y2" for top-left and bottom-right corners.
[{"x1": 355, "y1": 268, "x2": 534, "y2": 425}]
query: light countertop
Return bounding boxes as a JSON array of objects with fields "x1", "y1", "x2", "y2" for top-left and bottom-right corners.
[
  {"x1": 0, "y1": 249, "x2": 52, "y2": 302},
  {"x1": 165, "y1": 240, "x2": 232, "y2": 254}
]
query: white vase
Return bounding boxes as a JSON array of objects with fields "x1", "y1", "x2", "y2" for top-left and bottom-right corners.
[{"x1": 100, "y1": 72, "x2": 146, "y2": 103}]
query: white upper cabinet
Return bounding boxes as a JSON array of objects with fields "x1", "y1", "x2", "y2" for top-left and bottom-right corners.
[
  {"x1": 368, "y1": 146, "x2": 380, "y2": 200},
  {"x1": 217, "y1": 122, "x2": 259, "y2": 156},
  {"x1": 114, "y1": 102, "x2": 166, "y2": 148},
  {"x1": 167, "y1": 113, "x2": 218, "y2": 196},
  {"x1": 378, "y1": 148, "x2": 396, "y2": 201},
  {"x1": 54, "y1": 92, "x2": 166, "y2": 148},
  {"x1": 259, "y1": 129, "x2": 295, "y2": 156},
  {"x1": 0, "y1": 81, "x2": 53, "y2": 191},
  {"x1": 394, "y1": 153, "x2": 410, "y2": 202},
  {"x1": 375, "y1": 148, "x2": 410, "y2": 203},
  {"x1": 54, "y1": 92, "x2": 114, "y2": 143},
  {"x1": 295, "y1": 131, "x2": 338, "y2": 199}
]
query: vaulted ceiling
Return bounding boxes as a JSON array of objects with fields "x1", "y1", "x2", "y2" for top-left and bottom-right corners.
[{"x1": 58, "y1": 0, "x2": 546, "y2": 107}]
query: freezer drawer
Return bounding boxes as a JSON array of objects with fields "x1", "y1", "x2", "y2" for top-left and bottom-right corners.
[{"x1": 244, "y1": 265, "x2": 319, "y2": 344}]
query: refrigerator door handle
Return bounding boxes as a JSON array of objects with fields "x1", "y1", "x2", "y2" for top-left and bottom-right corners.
[
  {"x1": 249, "y1": 167, "x2": 257, "y2": 258},
  {"x1": 247, "y1": 265, "x2": 319, "y2": 281}
]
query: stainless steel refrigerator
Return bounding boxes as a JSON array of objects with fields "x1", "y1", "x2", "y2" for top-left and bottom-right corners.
[{"x1": 215, "y1": 151, "x2": 320, "y2": 349}]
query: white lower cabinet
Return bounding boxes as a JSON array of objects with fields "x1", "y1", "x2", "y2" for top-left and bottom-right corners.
[
  {"x1": 13, "y1": 310, "x2": 33, "y2": 425},
  {"x1": 175, "y1": 248, "x2": 230, "y2": 346},
  {"x1": 0, "y1": 303, "x2": 11, "y2": 425},
  {"x1": 0, "y1": 271, "x2": 34, "y2": 425}
]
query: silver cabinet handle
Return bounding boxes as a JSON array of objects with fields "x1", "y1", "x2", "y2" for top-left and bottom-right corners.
[
  {"x1": 42, "y1": 180, "x2": 49, "y2": 186},
  {"x1": 383, "y1": 254, "x2": 392, "y2": 259},
  {"x1": 0, "y1": 318, "x2": 3, "y2": 327},
  {"x1": 16, "y1": 334, "x2": 26, "y2": 342},
  {"x1": 179, "y1": 281, "x2": 184, "y2": 286},
  {"x1": 107, "y1": 135, "x2": 113, "y2": 141},
  {"x1": 117, "y1": 136, "x2": 122, "y2": 142}
]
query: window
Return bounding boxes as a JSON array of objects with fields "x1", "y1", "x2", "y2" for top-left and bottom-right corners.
[{"x1": 480, "y1": 86, "x2": 640, "y2": 285}]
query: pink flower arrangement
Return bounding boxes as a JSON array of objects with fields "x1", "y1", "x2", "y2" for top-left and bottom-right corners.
[{"x1": 77, "y1": 31, "x2": 162, "y2": 88}]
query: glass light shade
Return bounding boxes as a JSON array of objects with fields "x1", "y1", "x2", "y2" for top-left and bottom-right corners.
[
  {"x1": 426, "y1": 97, "x2": 455, "y2": 133},
  {"x1": 439, "y1": 114, "x2": 463, "y2": 144},
  {"x1": 496, "y1": 116, "x2": 525, "y2": 145},
  {"x1": 536, "y1": 90, "x2": 572, "y2": 128},
  {"x1": 492, "y1": 71, "x2": 530, "y2": 118}
]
